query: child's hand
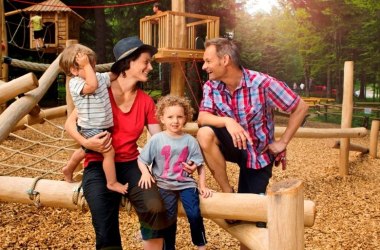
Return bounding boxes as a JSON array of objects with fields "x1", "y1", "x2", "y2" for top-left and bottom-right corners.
[
  {"x1": 182, "y1": 160, "x2": 197, "y2": 176},
  {"x1": 198, "y1": 186, "x2": 213, "y2": 198},
  {"x1": 138, "y1": 172, "x2": 155, "y2": 189},
  {"x1": 75, "y1": 52, "x2": 90, "y2": 67}
]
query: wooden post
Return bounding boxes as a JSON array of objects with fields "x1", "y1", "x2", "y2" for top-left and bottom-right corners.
[
  {"x1": 369, "y1": 119, "x2": 379, "y2": 158},
  {"x1": 268, "y1": 179, "x2": 304, "y2": 250},
  {"x1": 1, "y1": 0, "x2": 8, "y2": 82},
  {"x1": 64, "y1": 39, "x2": 78, "y2": 116},
  {"x1": 170, "y1": 0, "x2": 186, "y2": 96},
  {"x1": 0, "y1": 0, "x2": 3, "y2": 81},
  {"x1": 0, "y1": 73, "x2": 39, "y2": 104},
  {"x1": 339, "y1": 61, "x2": 354, "y2": 176}
]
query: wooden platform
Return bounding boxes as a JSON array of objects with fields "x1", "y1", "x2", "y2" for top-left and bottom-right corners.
[{"x1": 154, "y1": 48, "x2": 204, "y2": 62}]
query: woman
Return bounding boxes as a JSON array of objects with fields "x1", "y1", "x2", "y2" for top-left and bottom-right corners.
[{"x1": 65, "y1": 36, "x2": 168, "y2": 250}]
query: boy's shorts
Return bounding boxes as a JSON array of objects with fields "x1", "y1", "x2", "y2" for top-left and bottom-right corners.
[{"x1": 77, "y1": 126, "x2": 112, "y2": 153}]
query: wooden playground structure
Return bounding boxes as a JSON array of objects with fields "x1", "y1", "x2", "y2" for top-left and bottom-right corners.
[{"x1": 1, "y1": 1, "x2": 379, "y2": 249}]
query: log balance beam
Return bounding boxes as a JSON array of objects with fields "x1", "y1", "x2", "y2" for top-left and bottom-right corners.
[
  {"x1": 0, "y1": 177, "x2": 315, "y2": 249},
  {"x1": 183, "y1": 122, "x2": 367, "y2": 138}
]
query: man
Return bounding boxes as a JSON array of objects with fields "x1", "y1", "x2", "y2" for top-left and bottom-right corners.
[{"x1": 196, "y1": 38, "x2": 308, "y2": 248}]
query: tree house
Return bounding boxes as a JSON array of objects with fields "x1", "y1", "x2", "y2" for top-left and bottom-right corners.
[
  {"x1": 22, "y1": 0, "x2": 84, "y2": 53},
  {"x1": 140, "y1": 5, "x2": 219, "y2": 96}
]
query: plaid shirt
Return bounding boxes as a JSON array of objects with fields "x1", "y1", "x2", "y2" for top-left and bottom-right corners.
[{"x1": 199, "y1": 68, "x2": 300, "y2": 169}]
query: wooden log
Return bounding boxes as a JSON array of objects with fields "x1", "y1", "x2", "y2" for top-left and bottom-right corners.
[
  {"x1": 212, "y1": 219, "x2": 268, "y2": 250},
  {"x1": 64, "y1": 40, "x2": 78, "y2": 116},
  {"x1": 178, "y1": 192, "x2": 315, "y2": 227},
  {"x1": 0, "y1": 72, "x2": 39, "y2": 104},
  {"x1": 0, "y1": 55, "x2": 62, "y2": 143},
  {"x1": 0, "y1": 176, "x2": 315, "y2": 227},
  {"x1": 0, "y1": 177, "x2": 83, "y2": 210},
  {"x1": 369, "y1": 119, "x2": 379, "y2": 158},
  {"x1": 268, "y1": 179, "x2": 304, "y2": 250},
  {"x1": 1, "y1": 0, "x2": 8, "y2": 82},
  {"x1": 13, "y1": 105, "x2": 67, "y2": 131},
  {"x1": 184, "y1": 122, "x2": 367, "y2": 138},
  {"x1": 340, "y1": 61, "x2": 354, "y2": 176},
  {"x1": 331, "y1": 140, "x2": 369, "y2": 153}
]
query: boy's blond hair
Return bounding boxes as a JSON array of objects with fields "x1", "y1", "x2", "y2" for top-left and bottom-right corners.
[
  {"x1": 59, "y1": 44, "x2": 96, "y2": 76},
  {"x1": 156, "y1": 95, "x2": 194, "y2": 126}
]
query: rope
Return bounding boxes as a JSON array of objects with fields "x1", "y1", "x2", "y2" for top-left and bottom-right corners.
[
  {"x1": 10, "y1": 0, "x2": 156, "y2": 9},
  {"x1": 175, "y1": 57, "x2": 200, "y2": 109},
  {"x1": 1, "y1": 56, "x2": 112, "y2": 72}
]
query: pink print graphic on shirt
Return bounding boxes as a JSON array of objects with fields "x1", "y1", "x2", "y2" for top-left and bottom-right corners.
[{"x1": 160, "y1": 145, "x2": 189, "y2": 180}]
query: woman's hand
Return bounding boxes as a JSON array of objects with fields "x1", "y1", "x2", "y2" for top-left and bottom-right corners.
[
  {"x1": 138, "y1": 172, "x2": 155, "y2": 189},
  {"x1": 84, "y1": 131, "x2": 112, "y2": 153}
]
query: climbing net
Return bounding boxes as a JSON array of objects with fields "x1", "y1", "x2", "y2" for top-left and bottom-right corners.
[{"x1": 0, "y1": 116, "x2": 79, "y2": 181}]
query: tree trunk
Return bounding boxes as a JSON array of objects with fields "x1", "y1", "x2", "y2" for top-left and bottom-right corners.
[
  {"x1": 359, "y1": 69, "x2": 366, "y2": 100},
  {"x1": 94, "y1": 8, "x2": 106, "y2": 63},
  {"x1": 326, "y1": 67, "x2": 331, "y2": 98}
]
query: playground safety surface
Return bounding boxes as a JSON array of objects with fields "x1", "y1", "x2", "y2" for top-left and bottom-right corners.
[{"x1": 0, "y1": 117, "x2": 379, "y2": 250}]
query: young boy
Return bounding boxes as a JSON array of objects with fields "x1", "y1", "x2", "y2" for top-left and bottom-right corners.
[
  {"x1": 59, "y1": 44, "x2": 128, "y2": 194},
  {"x1": 138, "y1": 95, "x2": 212, "y2": 250}
]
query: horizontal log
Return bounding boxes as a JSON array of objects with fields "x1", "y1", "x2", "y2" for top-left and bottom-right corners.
[
  {"x1": 184, "y1": 123, "x2": 367, "y2": 138},
  {"x1": 212, "y1": 219, "x2": 268, "y2": 250},
  {"x1": 14, "y1": 105, "x2": 67, "y2": 131},
  {"x1": 331, "y1": 140, "x2": 369, "y2": 153},
  {"x1": 0, "y1": 176, "x2": 315, "y2": 227},
  {"x1": 0, "y1": 73, "x2": 38, "y2": 104}
]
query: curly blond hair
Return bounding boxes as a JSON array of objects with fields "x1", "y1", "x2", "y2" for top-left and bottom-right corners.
[{"x1": 155, "y1": 95, "x2": 194, "y2": 126}]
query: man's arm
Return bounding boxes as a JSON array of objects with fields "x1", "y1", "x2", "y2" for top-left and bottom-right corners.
[{"x1": 268, "y1": 99, "x2": 309, "y2": 154}]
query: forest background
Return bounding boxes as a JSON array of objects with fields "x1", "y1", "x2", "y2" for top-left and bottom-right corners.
[{"x1": 4, "y1": 0, "x2": 380, "y2": 103}]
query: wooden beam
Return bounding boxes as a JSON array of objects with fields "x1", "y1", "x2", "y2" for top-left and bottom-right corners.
[
  {"x1": 331, "y1": 140, "x2": 369, "y2": 153},
  {"x1": 340, "y1": 61, "x2": 354, "y2": 176},
  {"x1": 0, "y1": 73, "x2": 39, "y2": 104},
  {"x1": 268, "y1": 179, "x2": 305, "y2": 250},
  {"x1": 183, "y1": 122, "x2": 367, "y2": 138},
  {"x1": 13, "y1": 105, "x2": 67, "y2": 131},
  {"x1": 0, "y1": 55, "x2": 62, "y2": 143},
  {"x1": 369, "y1": 119, "x2": 379, "y2": 158},
  {"x1": 0, "y1": 176, "x2": 315, "y2": 228}
]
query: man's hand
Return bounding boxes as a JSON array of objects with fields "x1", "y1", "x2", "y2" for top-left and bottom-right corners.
[
  {"x1": 225, "y1": 118, "x2": 252, "y2": 150},
  {"x1": 262, "y1": 140, "x2": 287, "y2": 170}
]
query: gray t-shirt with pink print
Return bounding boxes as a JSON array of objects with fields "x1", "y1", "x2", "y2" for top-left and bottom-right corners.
[{"x1": 138, "y1": 131, "x2": 204, "y2": 191}]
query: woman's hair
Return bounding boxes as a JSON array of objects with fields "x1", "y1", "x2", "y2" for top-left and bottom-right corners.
[
  {"x1": 59, "y1": 44, "x2": 96, "y2": 76},
  {"x1": 110, "y1": 47, "x2": 152, "y2": 78},
  {"x1": 204, "y1": 37, "x2": 241, "y2": 67},
  {"x1": 156, "y1": 95, "x2": 194, "y2": 126}
]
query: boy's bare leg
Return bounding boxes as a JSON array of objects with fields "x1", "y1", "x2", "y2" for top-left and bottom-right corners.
[
  {"x1": 62, "y1": 148, "x2": 85, "y2": 182},
  {"x1": 103, "y1": 147, "x2": 128, "y2": 194}
]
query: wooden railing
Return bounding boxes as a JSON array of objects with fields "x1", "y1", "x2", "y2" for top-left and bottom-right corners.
[{"x1": 140, "y1": 11, "x2": 219, "y2": 61}]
